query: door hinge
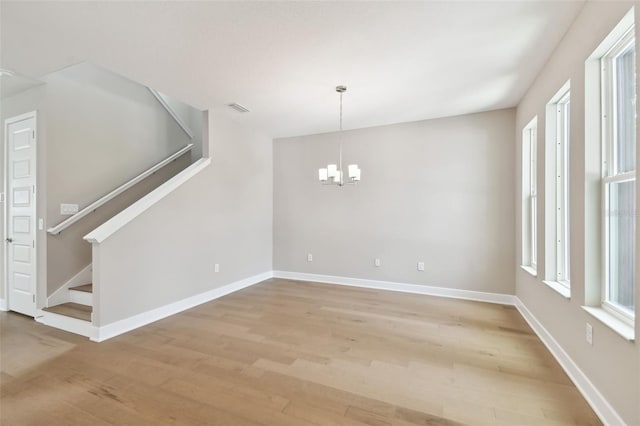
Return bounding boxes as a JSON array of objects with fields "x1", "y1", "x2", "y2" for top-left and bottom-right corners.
[
  {"x1": 32, "y1": 130, "x2": 35, "y2": 139},
  {"x1": 32, "y1": 294, "x2": 35, "y2": 303},
  {"x1": 33, "y1": 240, "x2": 35, "y2": 248}
]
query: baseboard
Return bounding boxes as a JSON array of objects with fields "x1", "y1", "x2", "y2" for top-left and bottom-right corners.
[
  {"x1": 92, "y1": 270, "x2": 273, "y2": 342},
  {"x1": 272, "y1": 270, "x2": 516, "y2": 305},
  {"x1": 514, "y1": 298, "x2": 625, "y2": 426},
  {"x1": 47, "y1": 264, "x2": 92, "y2": 307},
  {"x1": 0, "y1": 298, "x2": 7, "y2": 311}
]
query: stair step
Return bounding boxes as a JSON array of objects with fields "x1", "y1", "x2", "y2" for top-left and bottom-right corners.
[
  {"x1": 70, "y1": 284, "x2": 93, "y2": 293},
  {"x1": 37, "y1": 306, "x2": 95, "y2": 339},
  {"x1": 43, "y1": 303, "x2": 92, "y2": 322},
  {"x1": 69, "y1": 284, "x2": 93, "y2": 306}
]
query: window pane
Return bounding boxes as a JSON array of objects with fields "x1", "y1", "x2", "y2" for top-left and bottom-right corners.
[
  {"x1": 530, "y1": 126, "x2": 536, "y2": 267},
  {"x1": 607, "y1": 179, "x2": 636, "y2": 313},
  {"x1": 615, "y1": 43, "x2": 636, "y2": 174},
  {"x1": 531, "y1": 195, "x2": 537, "y2": 266},
  {"x1": 530, "y1": 127, "x2": 536, "y2": 193},
  {"x1": 561, "y1": 100, "x2": 570, "y2": 282},
  {"x1": 564, "y1": 101, "x2": 570, "y2": 280}
]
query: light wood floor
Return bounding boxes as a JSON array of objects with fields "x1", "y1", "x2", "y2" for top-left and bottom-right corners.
[{"x1": 1, "y1": 278, "x2": 600, "y2": 425}]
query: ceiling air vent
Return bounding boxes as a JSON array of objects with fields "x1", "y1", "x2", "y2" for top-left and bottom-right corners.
[{"x1": 228, "y1": 103, "x2": 250, "y2": 113}]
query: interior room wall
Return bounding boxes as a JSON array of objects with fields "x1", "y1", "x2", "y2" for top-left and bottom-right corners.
[
  {"x1": 47, "y1": 154, "x2": 191, "y2": 296},
  {"x1": 273, "y1": 108, "x2": 516, "y2": 295},
  {"x1": 515, "y1": 2, "x2": 639, "y2": 423},
  {"x1": 94, "y1": 112, "x2": 273, "y2": 326},
  {"x1": 156, "y1": 90, "x2": 204, "y2": 161},
  {"x1": 42, "y1": 63, "x2": 197, "y2": 294}
]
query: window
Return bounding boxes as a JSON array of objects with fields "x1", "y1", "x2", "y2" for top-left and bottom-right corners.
[
  {"x1": 585, "y1": 9, "x2": 636, "y2": 339},
  {"x1": 544, "y1": 83, "x2": 571, "y2": 295},
  {"x1": 522, "y1": 117, "x2": 537, "y2": 274},
  {"x1": 602, "y1": 26, "x2": 636, "y2": 323}
]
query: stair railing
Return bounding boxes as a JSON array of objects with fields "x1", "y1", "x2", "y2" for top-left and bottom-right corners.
[{"x1": 47, "y1": 143, "x2": 193, "y2": 235}]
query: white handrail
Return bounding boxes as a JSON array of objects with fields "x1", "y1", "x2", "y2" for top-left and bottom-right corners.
[
  {"x1": 147, "y1": 88, "x2": 194, "y2": 139},
  {"x1": 84, "y1": 157, "x2": 210, "y2": 245},
  {"x1": 48, "y1": 144, "x2": 193, "y2": 235}
]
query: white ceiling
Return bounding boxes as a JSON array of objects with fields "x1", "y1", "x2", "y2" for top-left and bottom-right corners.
[{"x1": 0, "y1": 1, "x2": 584, "y2": 138}]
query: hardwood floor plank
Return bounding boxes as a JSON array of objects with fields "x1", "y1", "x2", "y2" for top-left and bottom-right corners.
[{"x1": 0, "y1": 278, "x2": 601, "y2": 425}]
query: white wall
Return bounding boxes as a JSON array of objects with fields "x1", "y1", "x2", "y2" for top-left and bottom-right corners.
[
  {"x1": 274, "y1": 109, "x2": 515, "y2": 294},
  {"x1": 93, "y1": 112, "x2": 273, "y2": 326},
  {"x1": 515, "y1": 2, "x2": 640, "y2": 424}
]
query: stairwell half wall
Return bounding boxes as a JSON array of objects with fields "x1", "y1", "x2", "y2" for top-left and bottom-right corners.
[{"x1": 90, "y1": 112, "x2": 273, "y2": 327}]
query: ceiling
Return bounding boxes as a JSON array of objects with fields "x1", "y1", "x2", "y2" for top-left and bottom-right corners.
[{"x1": 0, "y1": 1, "x2": 585, "y2": 139}]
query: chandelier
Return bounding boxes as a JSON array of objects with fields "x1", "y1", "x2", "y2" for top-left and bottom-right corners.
[{"x1": 318, "y1": 85, "x2": 361, "y2": 186}]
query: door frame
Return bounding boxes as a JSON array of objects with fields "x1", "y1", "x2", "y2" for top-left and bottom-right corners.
[{"x1": 3, "y1": 111, "x2": 38, "y2": 315}]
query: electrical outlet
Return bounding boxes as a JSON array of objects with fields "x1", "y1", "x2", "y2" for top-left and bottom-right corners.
[
  {"x1": 214, "y1": 264, "x2": 220, "y2": 273},
  {"x1": 417, "y1": 261, "x2": 425, "y2": 271},
  {"x1": 60, "y1": 203, "x2": 79, "y2": 215},
  {"x1": 586, "y1": 323, "x2": 593, "y2": 345},
  {"x1": 307, "y1": 253, "x2": 313, "y2": 262},
  {"x1": 374, "y1": 258, "x2": 381, "y2": 267}
]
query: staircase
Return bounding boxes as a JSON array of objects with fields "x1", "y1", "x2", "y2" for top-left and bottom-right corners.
[
  {"x1": 38, "y1": 284, "x2": 96, "y2": 339},
  {"x1": 35, "y1": 70, "x2": 201, "y2": 341}
]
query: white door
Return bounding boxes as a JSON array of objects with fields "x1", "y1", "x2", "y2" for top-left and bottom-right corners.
[{"x1": 6, "y1": 112, "x2": 37, "y2": 317}]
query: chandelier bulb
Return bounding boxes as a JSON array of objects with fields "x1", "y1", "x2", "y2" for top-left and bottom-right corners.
[{"x1": 318, "y1": 85, "x2": 360, "y2": 186}]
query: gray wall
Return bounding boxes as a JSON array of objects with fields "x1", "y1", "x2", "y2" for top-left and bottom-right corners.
[
  {"x1": 274, "y1": 109, "x2": 515, "y2": 294},
  {"x1": 515, "y1": 2, "x2": 639, "y2": 424},
  {"x1": 156, "y1": 90, "x2": 204, "y2": 161},
  {"x1": 43, "y1": 63, "x2": 196, "y2": 295},
  {"x1": 94, "y1": 112, "x2": 273, "y2": 326}
]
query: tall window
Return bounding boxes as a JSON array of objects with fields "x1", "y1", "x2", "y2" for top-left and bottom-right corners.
[
  {"x1": 522, "y1": 117, "x2": 538, "y2": 273},
  {"x1": 545, "y1": 84, "x2": 571, "y2": 294},
  {"x1": 602, "y1": 26, "x2": 636, "y2": 322},
  {"x1": 557, "y1": 92, "x2": 571, "y2": 284}
]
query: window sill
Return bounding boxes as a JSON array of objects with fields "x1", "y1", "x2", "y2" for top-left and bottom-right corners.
[
  {"x1": 542, "y1": 280, "x2": 571, "y2": 299},
  {"x1": 519, "y1": 265, "x2": 537, "y2": 277},
  {"x1": 581, "y1": 306, "x2": 635, "y2": 341}
]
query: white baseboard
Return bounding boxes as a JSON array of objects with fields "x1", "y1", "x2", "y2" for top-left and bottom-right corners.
[
  {"x1": 514, "y1": 299, "x2": 625, "y2": 426},
  {"x1": 0, "y1": 298, "x2": 7, "y2": 311},
  {"x1": 92, "y1": 270, "x2": 273, "y2": 342},
  {"x1": 272, "y1": 270, "x2": 517, "y2": 305},
  {"x1": 47, "y1": 264, "x2": 92, "y2": 307}
]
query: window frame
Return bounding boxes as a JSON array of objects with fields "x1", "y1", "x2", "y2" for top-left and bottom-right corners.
[
  {"x1": 545, "y1": 84, "x2": 571, "y2": 294},
  {"x1": 600, "y1": 26, "x2": 636, "y2": 325},
  {"x1": 556, "y1": 91, "x2": 571, "y2": 287},
  {"x1": 530, "y1": 124, "x2": 538, "y2": 270},
  {"x1": 522, "y1": 117, "x2": 538, "y2": 273}
]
